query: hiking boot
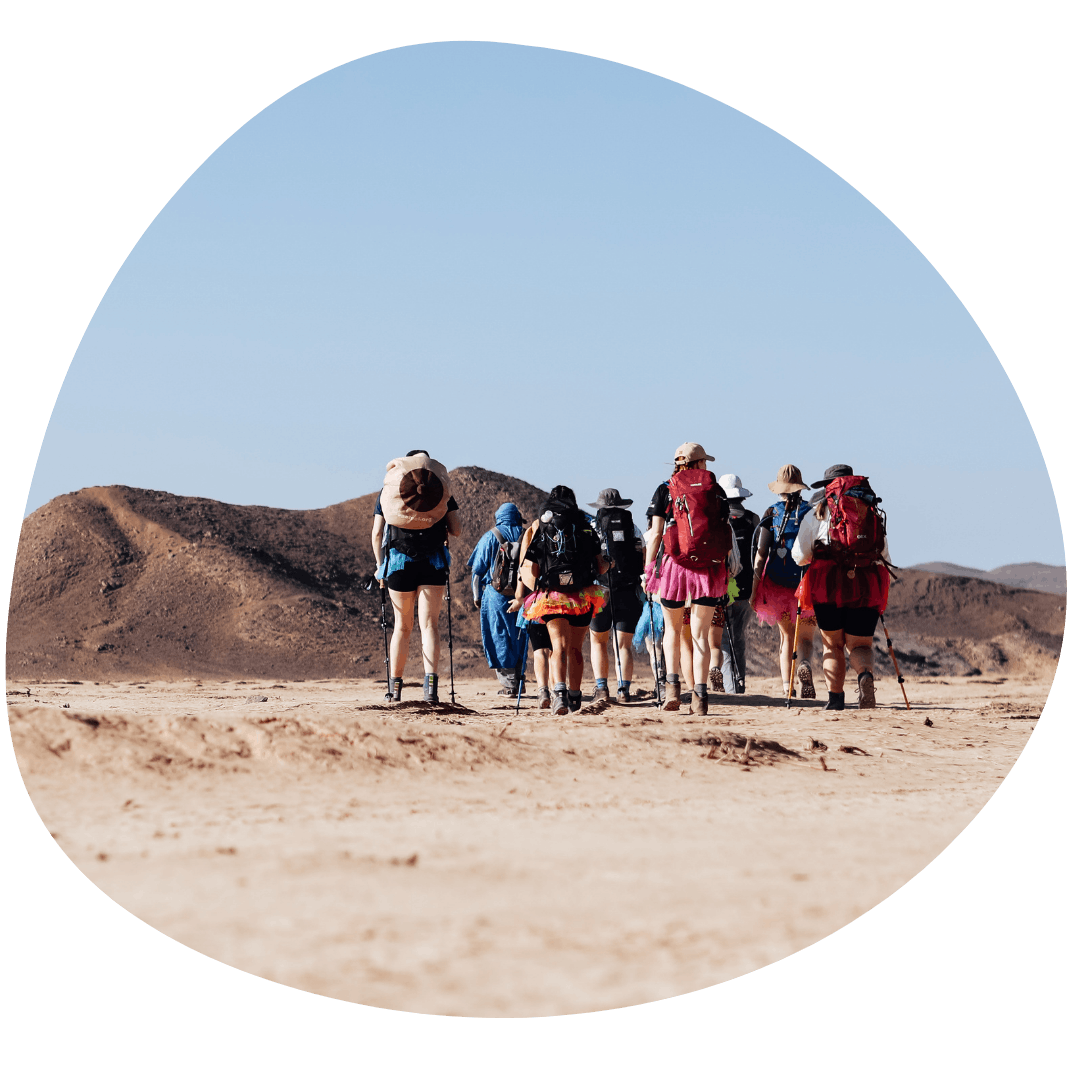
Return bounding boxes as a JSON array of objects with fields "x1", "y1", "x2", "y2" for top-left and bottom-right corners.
[
  {"x1": 568, "y1": 692, "x2": 582, "y2": 713},
  {"x1": 537, "y1": 687, "x2": 552, "y2": 711},
  {"x1": 662, "y1": 680, "x2": 682, "y2": 712},
  {"x1": 691, "y1": 690, "x2": 708, "y2": 716},
  {"x1": 797, "y1": 663, "x2": 816, "y2": 700},
  {"x1": 708, "y1": 666, "x2": 723, "y2": 692},
  {"x1": 422, "y1": 674, "x2": 439, "y2": 705},
  {"x1": 858, "y1": 671, "x2": 877, "y2": 709},
  {"x1": 551, "y1": 688, "x2": 569, "y2": 716},
  {"x1": 592, "y1": 685, "x2": 611, "y2": 703},
  {"x1": 824, "y1": 691, "x2": 845, "y2": 711},
  {"x1": 616, "y1": 685, "x2": 631, "y2": 705},
  {"x1": 386, "y1": 677, "x2": 403, "y2": 703}
]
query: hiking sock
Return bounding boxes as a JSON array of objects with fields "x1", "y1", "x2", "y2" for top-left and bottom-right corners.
[
  {"x1": 595, "y1": 678, "x2": 608, "y2": 691},
  {"x1": 554, "y1": 682, "x2": 567, "y2": 694},
  {"x1": 694, "y1": 683, "x2": 707, "y2": 699}
]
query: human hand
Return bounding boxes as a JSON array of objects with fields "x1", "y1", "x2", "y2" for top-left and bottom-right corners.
[{"x1": 507, "y1": 598, "x2": 522, "y2": 614}]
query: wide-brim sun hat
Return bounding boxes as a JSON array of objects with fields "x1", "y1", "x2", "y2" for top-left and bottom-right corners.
[
  {"x1": 810, "y1": 464, "x2": 855, "y2": 489},
  {"x1": 587, "y1": 488, "x2": 633, "y2": 508},
  {"x1": 767, "y1": 464, "x2": 809, "y2": 494},
  {"x1": 670, "y1": 441, "x2": 715, "y2": 465},
  {"x1": 718, "y1": 473, "x2": 752, "y2": 499}
]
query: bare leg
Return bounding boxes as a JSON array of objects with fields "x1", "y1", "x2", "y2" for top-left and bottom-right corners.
[
  {"x1": 567, "y1": 625, "x2": 588, "y2": 693},
  {"x1": 415, "y1": 584, "x2": 443, "y2": 674},
  {"x1": 689, "y1": 603, "x2": 715, "y2": 687},
  {"x1": 533, "y1": 647, "x2": 551, "y2": 688},
  {"x1": 847, "y1": 634, "x2": 874, "y2": 676},
  {"x1": 615, "y1": 629, "x2": 635, "y2": 684},
  {"x1": 547, "y1": 618, "x2": 571, "y2": 686},
  {"x1": 708, "y1": 624, "x2": 723, "y2": 672},
  {"x1": 590, "y1": 628, "x2": 610, "y2": 683},
  {"x1": 680, "y1": 620, "x2": 694, "y2": 688},
  {"x1": 661, "y1": 605, "x2": 683, "y2": 682},
  {"x1": 820, "y1": 628, "x2": 847, "y2": 692},
  {"x1": 796, "y1": 620, "x2": 817, "y2": 666},
  {"x1": 388, "y1": 589, "x2": 417, "y2": 678}
]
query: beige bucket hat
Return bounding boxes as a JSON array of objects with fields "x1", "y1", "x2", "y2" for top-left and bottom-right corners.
[{"x1": 767, "y1": 464, "x2": 809, "y2": 494}]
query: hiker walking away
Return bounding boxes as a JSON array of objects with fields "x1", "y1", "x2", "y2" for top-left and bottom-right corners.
[
  {"x1": 371, "y1": 451, "x2": 462, "y2": 704},
  {"x1": 708, "y1": 474, "x2": 759, "y2": 694},
  {"x1": 516, "y1": 608, "x2": 554, "y2": 710},
  {"x1": 793, "y1": 464, "x2": 891, "y2": 711},
  {"x1": 587, "y1": 489, "x2": 645, "y2": 704},
  {"x1": 643, "y1": 443, "x2": 739, "y2": 715},
  {"x1": 466, "y1": 502, "x2": 528, "y2": 696},
  {"x1": 632, "y1": 596, "x2": 666, "y2": 691},
  {"x1": 508, "y1": 486, "x2": 608, "y2": 716},
  {"x1": 750, "y1": 464, "x2": 818, "y2": 699}
]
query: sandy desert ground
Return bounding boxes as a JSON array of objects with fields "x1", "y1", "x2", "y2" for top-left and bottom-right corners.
[{"x1": 8, "y1": 669, "x2": 1049, "y2": 1018}]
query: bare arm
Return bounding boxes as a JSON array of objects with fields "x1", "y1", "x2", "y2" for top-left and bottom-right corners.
[{"x1": 371, "y1": 514, "x2": 386, "y2": 576}]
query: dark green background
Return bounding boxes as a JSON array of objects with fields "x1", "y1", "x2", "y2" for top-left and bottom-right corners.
[{"x1": 4, "y1": 4, "x2": 1075, "y2": 1075}]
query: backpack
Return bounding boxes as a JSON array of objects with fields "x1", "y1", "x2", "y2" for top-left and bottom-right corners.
[
  {"x1": 595, "y1": 507, "x2": 643, "y2": 589},
  {"x1": 488, "y1": 527, "x2": 520, "y2": 598},
  {"x1": 663, "y1": 470, "x2": 732, "y2": 569},
  {"x1": 527, "y1": 508, "x2": 600, "y2": 592},
  {"x1": 822, "y1": 475, "x2": 887, "y2": 566},
  {"x1": 763, "y1": 499, "x2": 811, "y2": 589},
  {"x1": 729, "y1": 508, "x2": 758, "y2": 597}
]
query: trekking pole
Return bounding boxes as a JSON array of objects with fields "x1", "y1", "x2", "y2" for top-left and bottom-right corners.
[
  {"x1": 444, "y1": 574, "x2": 457, "y2": 706},
  {"x1": 785, "y1": 604, "x2": 801, "y2": 707},
  {"x1": 723, "y1": 602, "x2": 744, "y2": 694},
  {"x1": 646, "y1": 596, "x2": 662, "y2": 706},
  {"x1": 879, "y1": 612, "x2": 910, "y2": 709},
  {"x1": 609, "y1": 595, "x2": 625, "y2": 693},
  {"x1": 515, "y1": 626, "x2": 529, "y2": 715}
]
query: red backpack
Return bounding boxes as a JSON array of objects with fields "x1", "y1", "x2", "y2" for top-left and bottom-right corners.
[
  {"x1": 823, "y1": 475, "x2": 886, "y2": 566},
  {"x1": 664, "y1": 469, "x2": 732, "y2": 568}
]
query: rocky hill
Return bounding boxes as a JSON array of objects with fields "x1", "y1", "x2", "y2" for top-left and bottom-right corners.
[
  {"x1": 911, "y1": 561, "x2": 1066, "y2": 596},
  {"x1": 6, "y1": 473, "x2": 1066, "y2": 683}
]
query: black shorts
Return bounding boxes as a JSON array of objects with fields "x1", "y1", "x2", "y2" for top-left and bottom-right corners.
[
  {"x1": 526, "y1": 621, "x2": 553, "y2": 651},
  {"x1": 813, "y1": 603, "x2": 879, "y2": 637},
  {"x1": 659, "y1": 595, "x2": 720, "y2": 609},
  {"x1": 385, "y1": 559, "x2": 448, "y2": 593},
  {"x1": 540, "y1": 611, "x2": 593, "y2": 628},
  {"x1": 591, "y1": 586, "x2": 644, "y2": 634}
]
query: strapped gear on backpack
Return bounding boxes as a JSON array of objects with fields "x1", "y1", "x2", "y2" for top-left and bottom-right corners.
[
  {"x1": 488, "y1": 527, "x2": 521, "y2": 598},
  {"x1": 762, "y1": 498, "x2": 812, "y2": 589},
  {"x1": 595, "y1": 506, "x2": 643, "y2": 589},
  {"x1": 663, "y1": 469, "x2": 732, "y2": 569},
  {"x1": 526, "y1": 506, "x2": 601, "y2": 592}
]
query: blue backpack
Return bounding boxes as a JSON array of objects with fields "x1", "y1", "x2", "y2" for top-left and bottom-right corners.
[{"x1": 763, "y1": 499, "x2": 810, "y2": 589}]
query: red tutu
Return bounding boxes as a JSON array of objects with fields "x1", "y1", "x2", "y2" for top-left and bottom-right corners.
[
  {"x1": 645, "y1": 556, "x2": 727, "y2": 604},
  {"x1": 752, "y1": 573, "x2": 816, "y2": 627}
]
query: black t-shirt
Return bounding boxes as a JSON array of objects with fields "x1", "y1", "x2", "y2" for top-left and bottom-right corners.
[
  {"x1": 646, "y1": 481, "x2": 671, "y2": 527},
  {"x1": 376, "y1": 495, "x2": 458, "y2": 555}
]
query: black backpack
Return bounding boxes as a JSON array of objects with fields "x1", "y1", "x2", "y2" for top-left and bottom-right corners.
[
  {"x1": 385, "y1": 519, "x2": 447, "y2": 560},
  {"x1": 595, "y1": 507, "x2": 643, "y2": 589},
  {"x1": 488, "y1": 527, "x2": 520, "y2": 598},
  {"x1": 527, "y1": 508, "x2": 600, "y2": 592},
  {"x1": 729, "y1": 509, "x2": 757, "y2": 598}
]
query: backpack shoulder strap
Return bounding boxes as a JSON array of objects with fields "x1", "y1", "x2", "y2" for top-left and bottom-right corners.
[{"x1": 492, "y1": 527, "x2": 505, "y2": 544}]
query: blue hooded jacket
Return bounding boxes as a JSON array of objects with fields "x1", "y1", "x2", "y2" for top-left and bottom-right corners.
[{"x1": 467, "y1": 503, "x2": 528, "y2": 671}]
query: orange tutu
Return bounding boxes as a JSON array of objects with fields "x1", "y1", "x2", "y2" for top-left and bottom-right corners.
[{"x1": 522, "y1": 584, "x2": 607, "y2": 622}]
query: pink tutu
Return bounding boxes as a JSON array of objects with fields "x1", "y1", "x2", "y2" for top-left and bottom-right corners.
[
  {"x1": 753, "y1": 573, "x2": 816, "y2": 627},
  {"x1": 645, "y1": 557, "x2": 727, "y2": 603}
]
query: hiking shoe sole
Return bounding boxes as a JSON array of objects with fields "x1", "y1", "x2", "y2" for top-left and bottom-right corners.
[
  {"x1": 708, "y1": 667, "x2": 723, "y2": 692},
  {"x1": 662, "y1": 693, "x2": 682, "y2": 712},
  {"x1": 858, "y1": 672, "x2": 877, "y2": 709},
  {"x1": 797, "y1": 663, "x2": 816, "y2": 699}
]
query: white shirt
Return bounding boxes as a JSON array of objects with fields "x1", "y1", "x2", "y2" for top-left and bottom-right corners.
[{"x1": 793, "y1": 505, "x2": 891, "y2": 566}]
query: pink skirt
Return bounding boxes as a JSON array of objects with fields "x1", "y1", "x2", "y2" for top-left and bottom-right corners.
[
  {"x1": 753, "y1": 574, "x2": 816, "y2": 627},
  {"x1": 645, "y1": 557, "x2": 727, "y2": 603}
]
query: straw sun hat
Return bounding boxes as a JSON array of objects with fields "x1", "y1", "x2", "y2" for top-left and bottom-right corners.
[{"x1": 767, "y1": 464, "x2": 809, "y2": 495}]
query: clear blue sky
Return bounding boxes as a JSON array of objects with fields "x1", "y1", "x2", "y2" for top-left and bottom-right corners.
[{"x1": 28, "y1": 42, "x2": 1063, "y2": 569}]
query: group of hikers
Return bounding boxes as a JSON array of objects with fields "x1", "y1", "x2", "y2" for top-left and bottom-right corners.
[{"x1": 371, "y1": 445, "x2": 895, "y2": 716}]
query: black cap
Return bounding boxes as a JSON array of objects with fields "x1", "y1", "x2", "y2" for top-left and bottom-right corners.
[{"x1": 810, "y1": 464, "x2": 854, "y2": 489}]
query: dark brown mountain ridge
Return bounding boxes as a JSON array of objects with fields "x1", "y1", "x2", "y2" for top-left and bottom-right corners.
[{"x1": 6, "y1": 472, "x2": 1065, "y2": 683}]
